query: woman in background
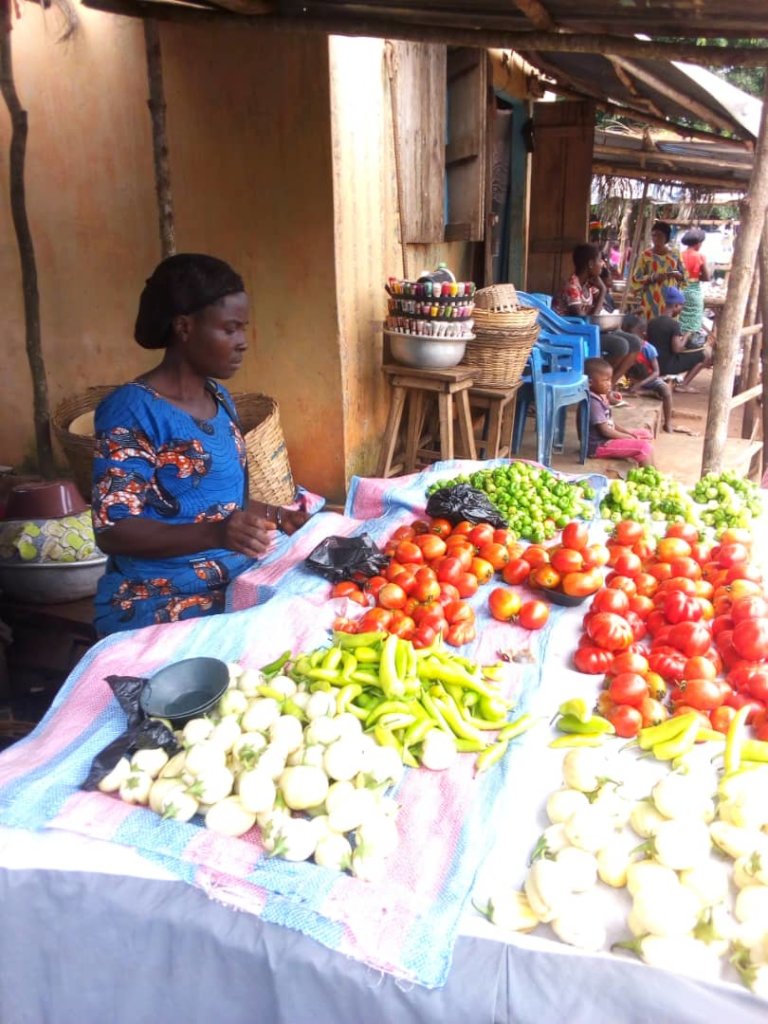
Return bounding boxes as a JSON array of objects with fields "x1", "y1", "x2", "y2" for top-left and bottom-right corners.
[
  {"x1": 631, "y1": 221, "x2": 687, "y2": 320},
  {"x1": 678, "y1": 227, "x2": 711, "y2": 346}
]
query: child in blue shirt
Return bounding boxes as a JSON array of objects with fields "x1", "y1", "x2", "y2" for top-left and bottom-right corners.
[{"x1": 622, "y1": 314, "x2": 673, "y2": 433}]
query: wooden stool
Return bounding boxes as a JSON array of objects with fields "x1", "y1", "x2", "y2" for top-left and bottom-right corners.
[
  {"x1": 377, "y1": 365, "x2": 477, "y2": 478},
  {"x1": 469, "y1": 382, "x2": 523, "y2": 460}
]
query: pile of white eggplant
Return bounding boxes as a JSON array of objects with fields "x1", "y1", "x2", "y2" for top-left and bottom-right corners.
[
  {"x1": 97, "y1": 663, "x2": 404, "y2": 880},
  {"x1": 479, "y1": 745, "x2": 768, "y2": 996}
]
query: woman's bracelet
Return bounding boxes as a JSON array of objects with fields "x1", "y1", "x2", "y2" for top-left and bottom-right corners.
[{"x1": 274, "y1": 506, "x2": 284, "y2": 532}]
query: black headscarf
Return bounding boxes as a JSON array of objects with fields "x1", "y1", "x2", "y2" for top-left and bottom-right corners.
[
  {"x1": 134, "y1": 253, "x2": 245, "y2": 350},
  {"x1": 681, "y1": 228, "x2": 706, "y2": 247}
]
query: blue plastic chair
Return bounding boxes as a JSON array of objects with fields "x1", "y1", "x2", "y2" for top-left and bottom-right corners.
[
  {"x1": 512, "y1": 338, "x2": 589, "y2": 467},
  {"x1": 517, "y1": 290, "x2": 600, "y2": 360}
]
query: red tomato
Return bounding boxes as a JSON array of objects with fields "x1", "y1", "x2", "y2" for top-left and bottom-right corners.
[
  {"x1": 530, "y1": 565, "x2": 561, "y2": 590},
  {"x1": 667, "y1": 621, "x2": 711, "y2": 658},
  {"x1": 748, "y1": 668, "x2": 768, "y2": 704},
  {"x1": 712, "y1": 614, "x2": 735, "y2": 639},
  {"x1": 682, "y1": 655, "x2": 717, "y2": 681},
  {"x1": 390, "y1": 525, "x2": 415, "y2": 543},
  {"x1": 632, "y1": 537, "x2": 657, "y2": 562},
  {"x1": 725, "y1": 564, "x2": 763, "y2": 585},
  {"x1": 648, "y1": 646, "x2": 687, "y2": 681},
  {"x1": 387, "y1": 612, "x2": 415, "y2": 639},
  {"x1": 357, "y1": 608, "x2": 393, "y2": 631},
  {"x1": 562, "y1": 521, "x2": 589, "y2": 551},
  {"x1": 717, "y1": 542, "x2": 750, "y2": 568},
  {"x1": 731, "y1": 595, "x2": 768, "y2": 624},
  {"x1": 522, "y1": 545, "x2": 550, "y2": 568},
  {"x1": 456, "y1": 572, "x2": 480, "y2": 599},
  {"x1": 364, "y1": 575, "x2": 388, "y2": 598},
  {"x1": 377, "y1": 582, "x2": 407, "y2": 610},
  {"x1": 411, "y1": 624, "x2": 438, "y2": 650},
  {"x1": 709, "y1": 705, "x2": 737, "y2": 734},
  {"x1": 592, "y1": 588, "x2": 630, "y2": 616},
  {"x1": 607, "y1": 544, "x2": 634, "y2": 568},
  {"x1": 668, "y1": 557, "x2": 702, "y2": 580},
  {"x1": 473, "y1": 561, "x2": 495, "y2": 585},
  {"x1": 518, "y1": 600, "x2": 550, "y2": 631},
  {"x1": 385, "y1": 561, "x2": 406, "y2": 583},
  {"x1": 665, "y1": 522, "x2": 700, "y2": 545},
  {"x1": 430, "y1": 517, "x2": 453, "y2": 539},
  {"x1": 444, "y1": 622, "x2": 477, "y2": 647},
  {"x1": 448, "y1": 543, "x2": 475, "y2": 572},
  {"x1": 723, "y1": 693, "x2": 766, "y2": 723},
  {"x1": 645, "y1": 609, "x2": 668, "y2": 636},
  {"x1": 581, "y1": 543, "x2": 611, "y2": 569},
  {"x1": 561, "y1": 568, "x2": 603, "y2": 597},
  {"x1": 479, "y1": 542, "x2": 510, "y2": 571},
  {"x1": 435, "y1": 556, "x2": 464, "y2": 586},
  {"x1": 437, "y1": 582, "x2": 460, "y2": 607},
  {"x1": 493, "y1": 528, "x2": 516, "y2": 548},
  {"x1": 606, "y1": 575, "x2": 637, "y2": 596},
  {"x1": 412, "y1": 574, "x2": 441, "y2": 604},
  {"x1": 648, "y1": 562, "x2": 673, "y2": 583},
  {"x1": 633, "y1": 572, "x2": 658, "y2": 598},
  {"x1": 676, "y1": 677, "x2": 723, "y2": 711},
  {"x1": 608, "y1": 650, "x2": 650, "y2": 676},
  {"x1": 451, "y1": 520, "x2": 475, "y2": 537},
  {"x1": 392, "y1": 567, "x2": 417, "y2": 596},
  {"x1": 752, "y1": 710, "x2": 768, "y2": 742},
  {"x1": 639, "y1": 697, "x2": 668, "y2": 728},
  {"x1": 586, "y1": 612, "x2": 634, "y2": 652},
  {"x1": 411, "y1": 519, "x2": 431, "y2": 535},
  {"x1": 572, "y1": 646, "x2": 614, "y2": 674},
  {"x1": 488, "y1": 587, "x2": 523, "y2": 622},
  {"x1": 332, "y1": 617, "x2": 359, "y2": 634},
  {"x1": 331, "y1": 580, "x2": 363, "y2": 600},
  {"x1": 468, "y1": 523, "x2": 495, "y2": 549},
  {"x1": 550, "y1": 547, "x2": 584, "y2": 574},
  {"x1": 657, "y1": 537, "x2": 693, "y2": 562},
  {"x1": 443, "y1": 600, "x2": 475, "y2": 626},
  {"x1": 608, "y1": 672, "x2": 649, "y2": 707},
  {"x1": 412, "y1": 602, "x2": 447, "y2": 633},
  {"x1": 394, "y1": 541, "x2": 423, "y2": 566},
  {"x1": 613, "y1": 520, "x2": 645, "y2": 546},
  {"x1": 625, "y1": 611, "x2": 648, "y2": 642},
  {"x1": 502, "y1": 558, "x2": 531, "y2": 586},
  {"x1": 663, "y1": 591, "x2": 703, "y2": 625},
  {"x1": 612, "y1": 551, "x2": 643, "y2": 578},
  {"x1": 606, "y1": 704, "x2": 643, "y2": 738},
  {"x1": 414, "y1": 534, "x2": 447, "y2": 561},
  {"x1": 629, "y1": 594, "x2": 654, "y2": 619},
  {"x1": 644, "y1": 670, "x2": 667, "y2": 700},
  {"x1": 732, "y1": 618, "x2": 768, "y2": 662}
]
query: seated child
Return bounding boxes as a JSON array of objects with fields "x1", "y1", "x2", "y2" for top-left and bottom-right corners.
[
  {"x1": 586, "y1": 357, "x2": 655, "y2": 467},
  {"x1": 622, "y1": 314, "x2": 673, "y2": 433}
]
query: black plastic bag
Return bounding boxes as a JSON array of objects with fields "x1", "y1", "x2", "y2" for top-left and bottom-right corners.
[
  {"x1": 82, "y1": 675, "x2": 180, "y2": 791},
  {"x1": 426, "y1": 484, "x2": 508, "y2": 528},
  {"x1": 305, "y1": 533, "x2": 389, "y2": 583}
]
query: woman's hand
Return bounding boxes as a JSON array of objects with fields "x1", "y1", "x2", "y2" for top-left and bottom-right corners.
[
  {"x1": 280, "y1": 507, "x2": 310, "y2": 536},
  {"x1": 220, "y1": 507, "x2": 274, "y2": 558}
]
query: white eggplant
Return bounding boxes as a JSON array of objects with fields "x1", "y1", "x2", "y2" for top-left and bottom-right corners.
[
  {"x1": 524, "y1": 859, "x2": 572, "y2": 923},
  {"x1": 184, "y1": 740, "x2": 226, "y2": 777},
  {"x1": 205, "y1": 796, "x2": 256, "y2": 837},
  {"x1": 182, "y1": 717, "x2": 215, "y2": 747},
  {"x1": 651, "y1": 819, "x2": 711, "y2": 871},
  {"x1": 633, "y1": 935, "x2": 722, "y2": 979},
  {"x1": 279, "y1": 765, "x2": 329, "y2": 811},
  {"x1": 626, "y1": 859, "x2": 678, "y2": 897},
  {"x1": 323, "y1": 738, "x2": 365, "y2": 782},
  {"x1": 268, "y1": 674, "x2": 297, "y2": 698},
  {"x1": 733, "y1": 851, "x2": 768, "y2": 888},
  {"x1": 118, "y1": 770, "x2": 152, "y2": 805},
  {"x1": 355, "y1": 815, "x2": 399, "y2": 860},
  {"x1": 306, "y1": 691, "x2": 337, "y2": 721},
  {"x1": 257, "y1": 745, "x2": 288, "y2": 781},
  {"x1": 290, "y1": 691, "x2": 310, "y2": 712},
  {"x1": 629, "y1": 800, "x2": 667, "y2": 839},
  {"x1": 226, "y1": 661, "x2": 243, "y2": 687},
  {"x1": 187, "y1": 765, "x2": 235, "y2": 805},
  {"x1": 304, "y1": 716, "x2": 342, "y2": 747},
  {"x1": 158, "y1": 750, "x2": 187, "y2": 779},
  {"x1": 231, "y1": 731, "x2": 268, "y2": 770},
  {"x1": 597, "y1": 840, "x2": 634, "y2": 888},
  {"x1": 563, "y1": 806, "x2": 615, "y2": 854},
  {"x1": 148, "y1": 777, "x2": 181, "y2": 814},
  {"x1": 484, "y1": 891, "x2": 539, "y2": 933},
  {"x1": 268, "y1": 715, "x2": 304, "y2": 755},
  {"x1": 735, "y1": 885, "x2": 768, "y2": 925},
  {"x1": 97, "y1": 756, "x2": 131, "y2": 794},
  {"x1": 551, "y1": 893, "x2": 606, "y2": 952},
  {"x1": 130, "y1": 747, "x2": 169, "y2": 779},
  {"x1": 327, "y1": 787, "x2": 378, "y2": 834},
  {"x1": 208, "y1": 715, "x2": 242, "y2": 754},
  {"x1": 592, "y1": 784, "x2": 633, "y2": 829},
  {"x1": 271, "y1": 816, "x2": 318, "y2": 862},
  {"x1": 631, "y1": 881, "x2": 700, "y2": 937},
  {"x1": 217, "y1": 689, "x2": 249, "y2": 719},
  {"x1": 679, "y1": 861, "x2": 730, "y2": 907},
  {"x1": 719, "y1": 794, "x2": 768, "y2": 831},
  {"x1": 350, "y1": 849, "x2": 387, "y2": 882},
  {"x1": 237, "y1": 667, "x2": 265, "y2": 697},
  {"x1": 241, "y1": 698, "x2": 282, "y2": 734},
  {"x1": 531, "y1": 823, "x2": 570, "y2": 861},
  {"x1": 709, "y1": 821, "x2": 768, "y2": 860},
  {"x1": 335, "y1": 712, "x2": 363, "y2": 741},
  {"x1": 420, "y1": 729, "x2": 457, "y2": 771},
  {"x1": 555, "y1": 846, "x2": 598, "y2": 892},
  {"x1": 357, "y1": 745, "x2": 404, "y2": 789},
  {"x1": 237, "y1": 768, "x2": 277, "y2": 815},
  {"x1": 313, "y1": 832, "x2": 352, "y2": 872},
  {"x1": 159, "y1": 784, "x2": 200, "y2": 822},
  {"x1": 545, "y1": 788, "x2": 589, "y2": 825},
  {"x1": 561, "y1": 748, "x2": 612, "y2": 793},
  {"x1": 651, "y1": 773, "x2": 716, "y2": 823}
]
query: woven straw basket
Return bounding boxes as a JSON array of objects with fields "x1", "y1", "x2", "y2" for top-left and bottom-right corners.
[
  {"x1": 462, "y1": 326, "x2": 540, "y2": 388},
  {"x1": 232, "y1": 392, "x2": 295, "y2": 506},
  {"x1": 53, "y1": 386, "x2": 295, "y2": 507},
  {"x1": 473, "y1": 284, "x2": 539, "y2": 331}
]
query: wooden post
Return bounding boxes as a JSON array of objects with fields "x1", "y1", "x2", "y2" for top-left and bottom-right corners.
[
  {"x1": 703, "y1": 78, "x2": 768, "y2": 476},
  {"x1": 385, "y1": 41, "x2": 409, "y2": 280},
  {"x1": 619, "y1": 181, "x2": 648, "y2": 314},
  {"x1": 0, "y1": 14, "x2": 54, "y2": 477},
  {"x1": 760, "y1": 222, "x2": 768, "y2": 475},
  {"x1": 741, "y1": 256, "x2": 762, "y2": 438},
  {"x1": 143, "y1": 20, "x2": 175, "y2": 258}
]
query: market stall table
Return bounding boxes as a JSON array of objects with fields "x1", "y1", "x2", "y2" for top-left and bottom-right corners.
[{"x1": 0, "y1": 460, "x2": 765, "y2": 1024}]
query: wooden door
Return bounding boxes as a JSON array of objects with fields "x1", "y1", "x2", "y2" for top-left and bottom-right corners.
[{"x1": 527, "y1": 100, "x2": 595, "y2": 295}]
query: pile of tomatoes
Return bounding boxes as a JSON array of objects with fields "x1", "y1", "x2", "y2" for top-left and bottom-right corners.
[
  {"x1": 330, "y1": 517, "x2": 558, "y2": 647},
  {"x1": 572, "y1": 519, "x2": 768, "y2": 740}
]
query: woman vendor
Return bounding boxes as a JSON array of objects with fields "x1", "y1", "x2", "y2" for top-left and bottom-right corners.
[
  {"x1": 678, "y1": 227, "x2": 711, "y2": 345},
  {"x1": 92, "y1": 253, "x2": 308, "y2": 635},
  {"x1": 631, "y1": 220, "x2": 687, "y2": 320}
]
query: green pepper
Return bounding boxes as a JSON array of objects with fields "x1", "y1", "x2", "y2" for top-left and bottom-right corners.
[
  {"x1": 403, "y1": 717, "x2": 436, "y2": 747},
  {"x1": 725, "y1": 706, "x2": 752, "y2": 775},
  {"x1": 259, "y1": 650, "x2": 291, "y2": 677},
  {"x1": 557, "y1": 697, "x2": 593, "y2": 724},
  {"x1": 339, "y1": 651, "x2": 358, "y2": 683},
  {"x1": 497, "y1": 714, "x2": 535, "y2": 742},
  {"x1": 309, "y1": 649, "x2": 326, "y2": 668},
  {"x1": 334, "y1": 630, "x2": 387, "y2": 649},
  {"x1": 353, "y1": 646, "x2": 381, "y2": 664},
  {"x1": 306, "y1": 667, "x2": 343, "y2": 684},
  {"x1": 418, "y1": 658, "x2": 499, "y2": 699},
  {"x1": 638, "y1": 712, "x2": 697, "y2": 751},
  {"x1": 257, "y1": 684, "x2": 289, "y2": 702},
  {"x1": 379, "y1": 633, "x2": 406, "y2": 698},
  {"x1": 355, "y1": 691, "x2": 380, "y2": 710},
  {"x1": 365, "y1": 700, "x2": 413, "y2": 728},
  {"x1": 434, "y1": 695, "x2": 486, "y2": 743},
  {"x1": 336, "y1": 683, "x2": 362, "y2": 715},
  {"x1": 456, "y1": 737, "x2": 488, "y2": 753},
  {"x1": 322, "y1": 647, "x2": 343, "y2": 672},
  {"x1": 549, "y1": 734, "x2": 605, "y2": 749},
  {"x1": 292, "y1": 656, "x2": 313, "y2": 678},
  {"x1": 345, "y1": 701, "x2": 369, "y2": 722},
  {"x1": 652, "y1": 715, "x2": 701, "y2": 761},
  {"x1": 739, "y1": 738, "x2": 768, "y2": 765},
  {"x1": 556, "y1": 713, "x2": 615, "y2": 736},
  {"x1": 350, "y1": 670, "x2": 381, "y2": 686},
  {"x1": 475, "y1": 739, "x2": 509, "y2": 774},
  {"x1": 377, "y1": 712, "x2": 417, "y2": 731},
  {"x1": 373, "y1": 724, "x2": 402, "y2": 753},
  {"x1": 420, "y1": 692, "x2": 452, "y2": 733},
  {"x1": 478, "y1": 695, "x2": 510, "y2": 722}
]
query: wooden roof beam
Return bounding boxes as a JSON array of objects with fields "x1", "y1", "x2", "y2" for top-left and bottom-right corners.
[
  {"x1": 80, "y1": 0, "x2": 768, "y2": 68},
  {"x1": 592, "y1": 163, "x2": 748, "y2": 190},
  {"x1": 511, "y1": 0, "x2": 557, "y2": 32},
  {"x1": 594, "y1": 143, "x2": 751, "y2": 173}
]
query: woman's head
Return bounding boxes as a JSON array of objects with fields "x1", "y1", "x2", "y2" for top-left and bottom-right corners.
[
  {"x1": 650, "y1": 221, "x2": 672, "y2": 249},
  {"x1": 135, "y1": 253, "x2": 245, "y2": 350},
  {"x1": 572, "y1": 243, "x2": 601, "y2": 276},
  {"x1": 681, "y1": 228, "x2": 706, "y2": 249},
  {"x1": 621, "y1": 313, "x2": 646, "y2": 338}
]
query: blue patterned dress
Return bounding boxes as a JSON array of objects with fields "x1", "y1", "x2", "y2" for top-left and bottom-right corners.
[{"x1": 92, "y1": 380, "x2": 254, "y2": 635}]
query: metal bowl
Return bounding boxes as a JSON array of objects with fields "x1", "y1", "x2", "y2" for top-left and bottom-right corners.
[
  {"x1": 588, "y1": 312, "x2": 624, "y2": 331},
  {"x1": 139, "y1": 657, "x2": 230, "y2": 725},
  {"x1": 0, "y1": 554, "x2": 107, "y2": 603},
  {"x1": 388, "y1": 332, "x2": 469, "y2": 369}
]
